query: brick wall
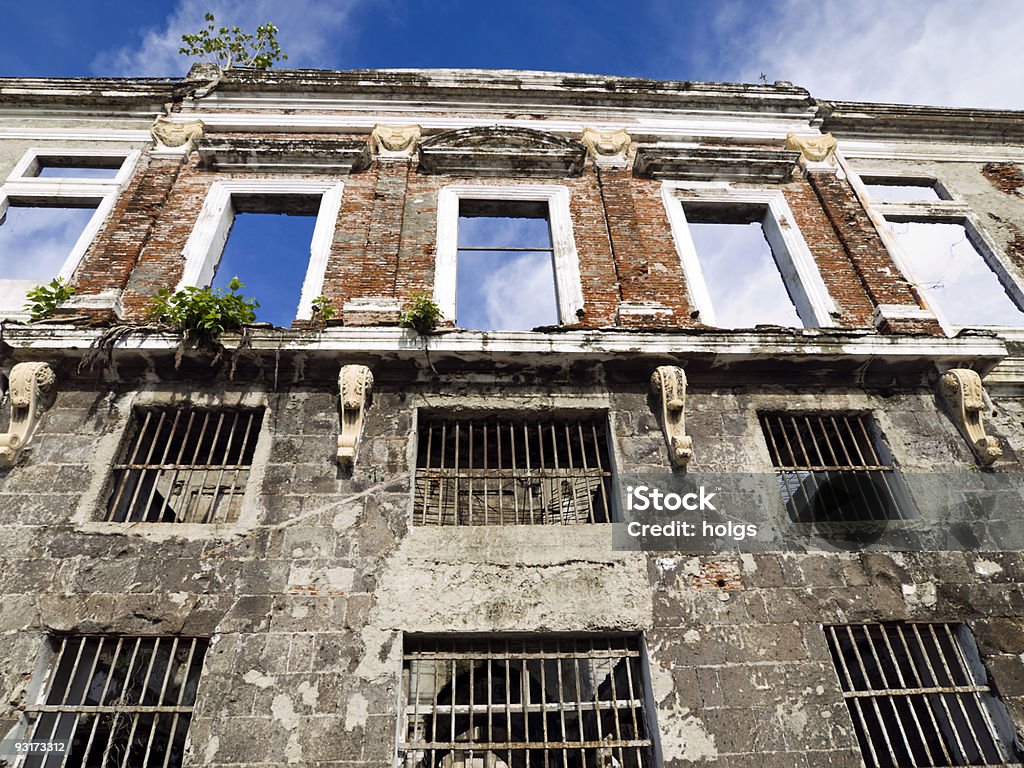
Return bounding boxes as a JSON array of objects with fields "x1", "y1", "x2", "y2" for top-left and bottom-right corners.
[{"x1": 83, "y1": 138, "x2": 952, "y2": 334}]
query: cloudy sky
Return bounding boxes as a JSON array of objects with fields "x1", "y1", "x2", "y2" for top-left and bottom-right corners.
[{"x1": 4, "y1": 0, "x2": 1022, "y2": 109}]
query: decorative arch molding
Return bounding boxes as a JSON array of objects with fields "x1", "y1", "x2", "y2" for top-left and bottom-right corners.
[{"x1": 418, "y1": 125, "x2": 587, "y2": 177}]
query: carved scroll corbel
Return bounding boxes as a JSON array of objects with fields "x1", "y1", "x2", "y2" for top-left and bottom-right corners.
[
  {"x1": 0, "y1": 362, "x2": 56, "y2": 468},
  {"x1": 938, "y1": 368, "x2": 1002, "y2": 466},
  {"x1": 337, "y1": 365, "x2": 374, "y2": 467},
  {"x1": 650, "y1": 366, "x2": 692, "y2": 468}
]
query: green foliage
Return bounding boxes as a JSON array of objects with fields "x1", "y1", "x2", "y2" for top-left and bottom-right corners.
[
  {"x1": 311, "y1": 295, "x2": 336, "y2": 324},
  {"x1": 147, "y1": 277, "x2": 259, "y2": 343},
  {"x1": 179, "y1": 13, "x2": 288, "y2": 70},
  {"x1": 400, "y1": 293, "x2": 443, "y2": 335},
  {"x1": 24, "y1": 278, "x2": 74, "y2": 320}
]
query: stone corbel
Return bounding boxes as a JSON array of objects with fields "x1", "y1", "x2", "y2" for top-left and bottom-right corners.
[
  {"x1": 337, "y1": 365, "x2": 374, "y2": 467},
  {"x1": 371, "y1": 124, "x2": 421, "y2": 159},
  {"x1": 0, "y1": 362, "x2": 57, "y2": 469},
  {"x1": 582, "y1": 127, "x2": 631, "y2": 167},
  {"x1": 650, "y1": 366, "x2": 693, "y2": 468},
  {"x1": 938, "y1": 368, "x2": 1002, "y2": 466},
  {"x1": 151, "y1": 116, "x2": 205, "y2": 154},
  {"x1": 784, "y1": 132, "x2": 839, "y2": 173}
]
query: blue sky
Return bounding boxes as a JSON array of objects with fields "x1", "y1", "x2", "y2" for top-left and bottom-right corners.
[{"x1": 4, "y1": 0, "x2": 1023, "y2": 109}]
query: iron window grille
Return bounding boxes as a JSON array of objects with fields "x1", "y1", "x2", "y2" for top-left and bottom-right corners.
[
  {"x1": 17, "y1": 635, "x2": 208, "y2": 768},
  {"x1": 414, "y1": 415, "x2": 614, "y2": 526},
  {"x1": 400, "y1": 635, "x2": 657, "y2": 768},
  {"x1": 102, "y1": 406, "x2": 263, "y2": 524},
  {"x1": 825, "y1": 623, "x2": 1020, "y2": 768},
  {"x1": 759, "y1": 412, "x2": 913, "y2": 522}
]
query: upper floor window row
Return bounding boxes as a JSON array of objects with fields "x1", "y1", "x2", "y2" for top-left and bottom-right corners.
[{"x1": 4, "y1": 146, "x2": 1022, "y2": 336}]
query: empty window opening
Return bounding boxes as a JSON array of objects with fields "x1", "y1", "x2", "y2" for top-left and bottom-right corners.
[
  {"x1": 456, "y1": 199, "x2": 558, "y2": 331},
  {"x1": 32, "y1": 155, "x2": 124, "y2": 180},
  {"x1": 400, "y1": 635, "x2": 657, "y2": 768},
  {"x1": 210, "y1": 194, "x2": 319, "y2": 328},
  {"x1": 889, "y1": 220, "x2": 1024, "y2": 327},
  {"x1": 862, "y1": 177, "x2": 945, "y2": 202},
  {"x1": 18, "y1": 635, "x2": 208, "y2": 768},
  {"x1": 414, "y1": 414, "x2": 613, "y2": 526},
  {"x1": 102, "y1": 406, "x2": 263, "y2": 524},
  {"x1": 0, "y1": 202, "x2": 96, "y2": 281},
  {"x1": 684, "y1": 202, "x2": 802, "y2": 328},
  {"x1": 760, "y1": 412, "x2": 913, "y2": 522},
  {"x1": 825, "y1": 623, "x2": 1020, "y2": 768}
]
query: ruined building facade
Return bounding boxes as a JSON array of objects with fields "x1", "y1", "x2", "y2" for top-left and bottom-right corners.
[{"x1": 1, "y1": 66, "x2": 1024, "y2": 768}]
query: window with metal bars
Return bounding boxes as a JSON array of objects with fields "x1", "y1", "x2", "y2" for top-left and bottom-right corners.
[
  {"x1": 16, "y1": 635, "x2": 208, "y2": 768},
  {"x1": 825, "y1": 623, "x2": 1021, "y2": 768},
  {"x1": 414, "y1": 415, "x2": 614, "y2": 526},
  {"x1": 101, "y1": 406, "x2": 263, "y2": 524},
  {"x1": 400, "y1": 635, "x2": 657, "y2": 768},
  {"x1": 759, "y1": 412, "x2": 914, "y2": 523}
]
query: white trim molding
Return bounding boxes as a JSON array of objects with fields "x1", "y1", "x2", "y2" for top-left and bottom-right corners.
[
  {"x1": 7, "y1": 147, "x2": 140, "y2": 186},
  {"x1": 433, "y1": 183, "x2": 585, "y2": 326},
  {"x1": 661, "y1": 181, "x2": 838, "y2": 328},
  {"x1": 177, "y1": 178, "x2": 344, "y2": 322}
]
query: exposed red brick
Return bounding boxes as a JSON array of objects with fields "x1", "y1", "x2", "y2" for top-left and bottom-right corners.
[{"x1": 981, "y1": 163, "x2": 1024, "y2": 196}]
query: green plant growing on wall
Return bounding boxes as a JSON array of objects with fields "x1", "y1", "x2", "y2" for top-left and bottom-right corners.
[
  {"x1": 146, "y1": 277, "x2": 259, "y2": 345},
  {"x1": 311, "y1": 295, "x2": 336, "y2": 327},
  {"x1": 24, "y1": 278, "x2": 74, "y2": 320},
  {"x1": 179, "y1": 13, "x2": 288, "y2": 70},
  {"x1": 400, "y1": 293, "x2": 443, "y2": 335}
]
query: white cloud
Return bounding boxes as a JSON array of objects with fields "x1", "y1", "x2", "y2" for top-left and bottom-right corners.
[
  {"x1": 92, "y1": 0, "x2": 365, "y2": 77},
  {"x1": 715, "y1": 0, "x2": 1024, "y2": 109}
]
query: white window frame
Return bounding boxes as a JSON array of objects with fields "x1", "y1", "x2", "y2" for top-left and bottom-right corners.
[
  {"x1": 661, "y1": 181, "x2": 837, "y2": 328},
  {"x1": 7, "y1": 146, "x2": 139, "y2": 186},
  {"x1": 178, "y1": 178, "x2": 344, "y2": 321},
  {"x1": 434, "y1": 183, "x2": 585, "y2": 326},
  {"x1": 851, "y1": 169, "x2": 1024, "y2": 336}
]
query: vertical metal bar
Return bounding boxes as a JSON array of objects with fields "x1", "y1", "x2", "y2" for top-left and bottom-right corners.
[
  {"x1": 108, "y1": 410, "x2": 153, "y2": 521},
  {"x1": 910, "y1": 624, "x2": 969, "y2": 762},
  {"x1": 161, "y1": 638, "x2": 199, "y2": 768},
  {"x1": 877, "y1": 625, "x2": 936, "y2": 765},
  {"x1": 829, "y1": 627, "x2": 885, "y2": 768},
  {"x1": 206, "y1": 411, "x2": 240, "y2": 524},
  {"x1": 77, "y1": 637, "x2": 123, "y2": 763},
  {"x1": 943, "y1": 624, "x2": 1008, "y2": 761},
  {"x1": 454, "y1": 421, "x2": 462, "y2": 525},
  {"x1": 123, "y1": 410, "x2": 167, "y2": 522},
  {"x1": 590, "y1": 422, "x2": 610, "y2": 522},
  {"x1": 893, "y1": 624, "x2": 954, "y2": 764},
  {"x1": 160, "y1": 409, "x2": 198, "y2": 525},
  {"x1": 927, "y1": 624, "x2": 984, "y2": 761},
  {"x1": 140, "y1": 409, "x2": 183, "y2": 523},
  {"x1": 861, "y1": 626, "x2": 914, "y2": 764},
  {"x1": 524, "y1": 422, "x2": 535, "y2": 525},
  {"x1": 852, "y1": 416, "x2": 904, "y2": 518},
  {"x1": 439, "y1": 422, "x2": 448, "y2": 526}
]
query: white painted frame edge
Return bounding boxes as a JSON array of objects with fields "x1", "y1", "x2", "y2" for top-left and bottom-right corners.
[
  {"x1": 177, "y1": 178, "x2": 344, "y2": 322},
  {"x1": 0, "y1": 182, "x2": 120, "y2": 316},
  {"x1": 434, "y1": 183, "x2": 584, "y2": 325},
  {"x1": 870, "y1": 196, "x2": 1024, "y2": 336},
  {"x1": 7, "y1": 147, "x2": 140, "y2": 186},
  {"x1": 661, "y1": 181, "x2": 838, "y2": 329}
]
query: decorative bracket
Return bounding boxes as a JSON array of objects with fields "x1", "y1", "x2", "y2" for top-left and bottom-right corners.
[
  {"x1": 784, "y1": 133, "x2": 839, "y2": 173},
  {"x1": 0, "y1": 362, "x2": 56, "y2": 469},
  {"x1": 151, "y1": 116, "x2": 205, "y2": 154},
  {"x1": 938, "y1": 368, "x2": 1002, "y2": 466},
  {"x1": 650, "y1": 366, "x2": 693, "y2": 468},
  {"x1": 371, "y1": 124, "x2": 421, "y2": 159},
  {"x1": 338, "y1": 365, "x2": 374, "y2": 467},
  {"x1": 582, "y1": 127, "x2": 630, "y2": 167}
]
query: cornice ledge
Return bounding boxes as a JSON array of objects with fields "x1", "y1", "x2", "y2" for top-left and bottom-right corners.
[
  {"x1": 418, "y1": 125, "x2": 587, "y2": 177},
  {"x1": 197, "y1": 135, "x2": 371, "y2": 173},
  {"x1": 633, "y1": 145, "x2": 800, "y2": 182}
]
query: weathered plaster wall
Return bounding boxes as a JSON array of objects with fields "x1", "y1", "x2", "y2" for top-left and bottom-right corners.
[{"x1": 2, "y1": 370, "x2": 1024, "y2": 767}]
